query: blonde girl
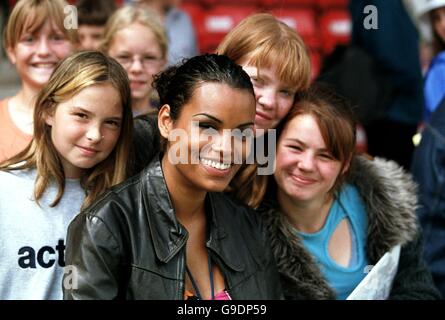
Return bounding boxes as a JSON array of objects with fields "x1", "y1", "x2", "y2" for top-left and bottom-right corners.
[
  {"x1": 0, "y1": 51, "x2": 133, "y2": 299},
  {"x1": 0, "y1": 0, "x2": 76, "y2": 162},
  {"x1": 100, "y1": 6, "x2": 168, "y2": 116}
]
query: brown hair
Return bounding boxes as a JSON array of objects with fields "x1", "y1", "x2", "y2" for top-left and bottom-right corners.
[
  {"x1": 77, "y1": 0, "x2": 117, "y2": 26},
  {"x1": 217, "y1": 13, "x2": 311, "y2": 92},
  {"x1": 3, "y1": 0, "x2": 77, "y2": 50},
  {"x1": 276, "y1": 83, "x2": 357, "y2": 194},
  {"x1": 0, "y1": 51, "x2": 133, "y2": 210},
  {"x1": 430, "y1": 9, "x2": 445, "y2": 55}
]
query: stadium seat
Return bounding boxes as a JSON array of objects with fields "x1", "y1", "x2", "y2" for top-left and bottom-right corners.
[
  {"x1": 198, "y1": 5, "x2": 257, "y2": 53},
  {"x1": 180, "y1": 3, "x2": 205, "y2": 53},
  {"x1": 319, "y1": 9, "x2": 351, "y2": 54},
  {"x1": 260, "y1": 0, "x2": 314, "y2": 8},
  {"x1": 270, "y1": 8, "x2": 320, "y2": 49},
  {"x1": 317, "y1": 0, "x2": 349, "y2": 9},
  {"x1": 181, "y1": 2, "x2": 204, "y2": 30}
]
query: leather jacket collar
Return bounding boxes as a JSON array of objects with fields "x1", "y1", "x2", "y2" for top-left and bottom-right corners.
[{"x1": 141, "y1": 156, "x2": 244, "y2": 271}]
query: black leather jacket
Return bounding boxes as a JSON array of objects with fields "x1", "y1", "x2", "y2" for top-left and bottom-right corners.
[{"x1": 63, "y1": 157, "x2": 284, "y2": 300}]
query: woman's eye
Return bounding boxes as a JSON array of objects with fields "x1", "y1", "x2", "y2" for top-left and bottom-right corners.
[
  {"x1": 289, "y1": 145, "x2": 302, "y2": 152},
  {"x1": 319, "y1": 153, "x2": 334, "y2": 160},
  {"x1": 280, "y1": 90, "x2": 294, "y2": 97},
  {"x1": 74, "y1": 113, "x2": 88, "y2": 119},
  {"x1": 117, "y1": 56, "x2": 131, "y2": 63},
  {"x1": 198, "y1": 123, "x2": 216, "y2": 130},
  {"x1": 105, "y1": 120, "x2": 121, "y2": 128},
  {"x1": 143, "y1": 56, "x2": 157, "y2": 62},
  {"x1": 51, "y1": 34, "x2": 66, "y2": 41},
  {"x1": 21, "y1": 35, "x2": 34, "y2": 43}
]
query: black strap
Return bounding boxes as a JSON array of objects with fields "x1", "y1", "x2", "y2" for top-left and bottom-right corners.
[{"x1": 185, "y1": 255, "x2": 215, "y2": 300}]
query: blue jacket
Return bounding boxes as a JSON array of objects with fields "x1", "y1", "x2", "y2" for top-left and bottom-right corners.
[
  {"x1": 424, "y1": 51, "x2": 445, "y2": 121},
  {"x1": 411, "y1": 98, "x2": 445, "y2": 296},
  {"x1": 349, "y1": 0, "x2": 423, "y2": 125}
]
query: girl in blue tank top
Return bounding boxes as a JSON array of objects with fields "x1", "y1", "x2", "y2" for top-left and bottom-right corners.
[
  {"x1": 257, "y1": 84, "x2": 440, "y2": 300},
  {"x1": 297, "y1": 184, "x2": 368, "y2": 299}
]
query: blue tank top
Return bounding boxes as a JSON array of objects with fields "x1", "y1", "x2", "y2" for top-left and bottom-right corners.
[{"x1": 297, "y1": 184, "x2": 368, "y2": 299}]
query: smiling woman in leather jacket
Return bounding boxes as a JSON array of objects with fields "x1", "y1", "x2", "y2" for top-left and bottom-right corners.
[{"x1": 63, "y1": 54, "x2": 284, "y2": 300}]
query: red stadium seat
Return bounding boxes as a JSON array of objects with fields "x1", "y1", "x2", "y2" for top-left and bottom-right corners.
[
  {"x1": 270, "y1": 8, "x2": 320, "y2": 49},
  {"x1": 260, "y1": 0, "x2": 314, "y2": 8},
  {"x1": 319, "y1": 9, "x2": 351, "y2": 54},
  {"x1": 181, "y1": 2, "x2": 204, "y2": 30},
  {"x1": 317, "y1": 0, "x2": 349, "y2": 9},
  {"x1": 180, "y1": 3, "x2": 205, "y2": 53},
  {"x1": 198, "y1": 5, "x2": 257, "y2": 54}
]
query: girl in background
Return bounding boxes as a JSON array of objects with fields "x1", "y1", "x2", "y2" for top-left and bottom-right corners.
[
  {"x1": 100, "y1": 6, "x2": 167, "y2": 116},
  {"x1": 132, "y1": 0, "x2": 198, "y2": 66},
  {"x1": 0, "y1": 51, "x2": 133, "y2": 299},
  {"x1": 217, "y1": 13, "x2": 310, "y2": 132},
  {"x1": 1, "y1": 0, "x2": 76, "y2": 162},
  {"x1": 216, "y1": 13, "x2": 311, "y2": 207}
]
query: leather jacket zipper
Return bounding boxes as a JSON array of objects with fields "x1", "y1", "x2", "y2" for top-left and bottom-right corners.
[
  {"x1": 179, "y1": 250, "x2": 186, "y2": 300},
  {"x1": 176, "y1": 233, "x2": 188, "y2": 300}
]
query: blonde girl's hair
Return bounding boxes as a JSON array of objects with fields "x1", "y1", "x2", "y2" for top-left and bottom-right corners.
[
  {"x1": 217, "y1": 13, "x2": 311, "y2": 92},
  {"x1": 100, "y1": 5, "x2": 168, "y2": 60},
  {"x1": 3, "y1": 0, "x2": 77, "y2": 49},
  {"x1": 0, "y1": 51, "x2": 133, "y2": 210}
]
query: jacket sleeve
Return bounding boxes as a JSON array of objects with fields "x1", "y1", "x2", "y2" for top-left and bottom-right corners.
[
  {"x1": 389, "y1": 233, "x2": 442, "y2": 300},
  {"x1": 257, "y1": 214, "x2": 285, "y2": 300},
  {"x1": 63, "y1": 210, "x2": 124, "y2": 300},
  {"x1": 131, "y1": 114, "x2": 160, "y2": 176}
]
